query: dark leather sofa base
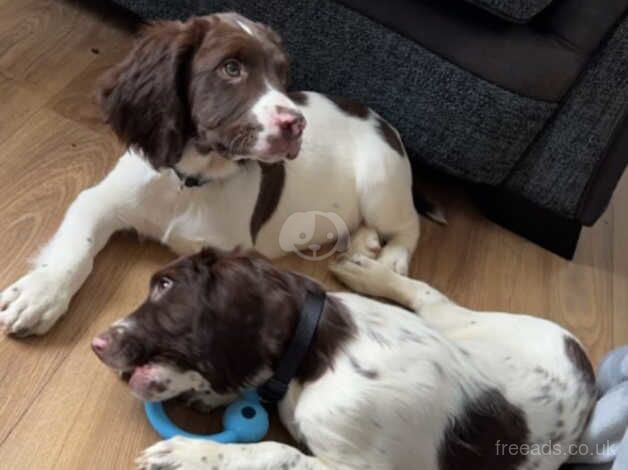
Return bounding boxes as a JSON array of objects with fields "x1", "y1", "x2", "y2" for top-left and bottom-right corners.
[{"x1": 473, "y1": 186, "x2": 582, "y2": 259}]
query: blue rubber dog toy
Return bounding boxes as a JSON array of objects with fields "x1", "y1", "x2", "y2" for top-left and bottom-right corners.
[{"x1": 144, "y1": 390, "x2": 269, "y2": 443}]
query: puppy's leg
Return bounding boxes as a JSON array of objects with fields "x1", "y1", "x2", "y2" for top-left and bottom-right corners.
[
  {"x1": 0, "y1": 155, "x2": 141, "y2": 336},
  {"x1": 137, "y1": 437, "x2": 334, "y2": 470},
  {"x1": 332, "y1": 255, "x2": 477, "y2": 335},
  {"x1": 356, "y1": 151, "x2": 419, "y2": 276},
  {"x1": 331, "y1": 254, "x2": 447, "y2": 311},
  {"x1": 374, "y1": 216, "x2": 419, "y2": 276}
]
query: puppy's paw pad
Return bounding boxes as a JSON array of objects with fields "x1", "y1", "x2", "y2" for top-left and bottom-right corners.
[{"x1": 0, "y1": 269, "x2": 71, "y2": 336}]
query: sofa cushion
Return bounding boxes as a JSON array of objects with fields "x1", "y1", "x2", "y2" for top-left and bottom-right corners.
[
  {"x1": 336, "y1": 0, "x2": 628, "y2": 101},
  {"x1": 504, "y1": 15, "x2": 628, "y2": 221},
  {"x1": 462, "y1": 0, "x2": 552, "y2": 23}
]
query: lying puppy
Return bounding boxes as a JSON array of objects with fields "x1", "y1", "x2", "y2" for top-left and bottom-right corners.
[
  {"x1": 0, "y1": 13, "x2": 433, "y2": 337},
  {"x1": 92, "y1": 248, "x2": 596, "y2": 470}
]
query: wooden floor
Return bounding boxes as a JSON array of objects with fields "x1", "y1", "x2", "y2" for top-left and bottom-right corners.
[{"x1": 0, "y1": 1, "x2": 626, "y2": 468}]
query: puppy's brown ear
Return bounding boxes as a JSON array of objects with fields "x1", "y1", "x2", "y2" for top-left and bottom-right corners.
[
  {"x1": 254, "y1": 22, "x2": 290, "y2": 87},
  {"x1": 98, "y1": 19, "x2": 208, "y2": 168}
]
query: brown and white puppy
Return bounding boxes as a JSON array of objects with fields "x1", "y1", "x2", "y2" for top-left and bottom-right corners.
[
  {"x1": 1, "y1": 13, "x2": 428, "y2": 337},
  {"x1": 100, "y1": 13, "x2": 303, "y2": 166},
  {"x1": 93, "y1": 248, "x2": 596, "y2": 470}
]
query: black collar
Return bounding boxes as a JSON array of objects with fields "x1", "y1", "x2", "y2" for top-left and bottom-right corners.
[{"x1": 257, "y1": 291, "x2": 326, "y2": 403}]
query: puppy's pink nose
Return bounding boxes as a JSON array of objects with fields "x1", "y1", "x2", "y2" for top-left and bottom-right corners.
[
  {"x1": 274, "y1": 108, "x2": 306, "y2": 141},
  {"x1": 91, "y1": 335, "x2": 109, "y2": 354}
]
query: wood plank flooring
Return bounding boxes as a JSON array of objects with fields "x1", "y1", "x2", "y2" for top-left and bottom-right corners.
[{"x1": 0, "y1": 1, "x2": 626, "y2": 468}]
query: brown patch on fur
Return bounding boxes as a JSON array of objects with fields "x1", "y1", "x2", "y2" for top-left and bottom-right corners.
[
  {"x1": 326, "y1": 95, "x2": 370, "y2": 119},
  {"x1": 438, "y1": 388, "x2": 530, "y2": 470},
  {"x1": 564, "y1": 336, "x2": 598, "y2": 434},
  {"x1": 94, "y1": 249, "x2": 355, "y2": 395},
  {"x1": 564, "y1": 337, "x2": 596, "y2": 392},
  {"x1": 288, "y1": 91, "x2": 308, "y2": 106},
  {"x1": 98, "y1": 14, "x2": 290, "y2": 169},
  {"x1": 250, "y1": 162, "x2": 285, "y2": 243},
  {"x1": 376, "y1": 117, "x2": 405, "y2": 157}
]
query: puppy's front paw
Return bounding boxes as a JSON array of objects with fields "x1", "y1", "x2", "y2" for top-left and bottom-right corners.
[
  {"x1": 136, "y1": 437, "x2": 222, "y2": 470},
  {"x1": 346, "y1": 226, "x2": 381, "y2": 260},
  {"x1": 377, "y1": 245, "x2": 409, "y2": 276},
  {"x1": 330, "y1": 254, "x2": 393, "y2": 297},
  {"x1": 0, "y1": 268, "x2": 72, "y2": 336}
]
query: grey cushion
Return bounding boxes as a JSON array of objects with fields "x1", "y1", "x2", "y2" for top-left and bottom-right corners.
[{"x1": 462, "y1": 0, "x2": 552, "y2": 22}]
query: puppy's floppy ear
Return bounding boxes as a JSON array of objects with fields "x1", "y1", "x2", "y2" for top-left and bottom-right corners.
[
  {"x1": 253, "y1": 22, "x2": 290, "y2": 87},
  {"x1": 98, "y1": 19, "x2": 208, "y2": 168}
]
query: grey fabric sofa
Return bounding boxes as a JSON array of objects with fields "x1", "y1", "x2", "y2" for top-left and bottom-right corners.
[{"x1": 109, "y1": 0, "x2": 628, "y2": 258}]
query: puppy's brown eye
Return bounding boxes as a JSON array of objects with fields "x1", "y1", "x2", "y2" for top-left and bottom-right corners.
[
  {"x1": 156, "y1": 277, "x2": 173, "y2": 292},
  {"x1": 151, "y1": 276, "x2": 173, "y2": 302},
  {"x1": 223, "y1": 59, "x2": 242, "y2": 78}
]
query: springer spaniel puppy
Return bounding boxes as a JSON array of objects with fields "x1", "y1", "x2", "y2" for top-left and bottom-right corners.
[
  {"x1": 0, "y1": 13, "x2": 434, "y2": 337},
  {"x1": 91, "y1": 248, "x2": 596, "y2": 470}
]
